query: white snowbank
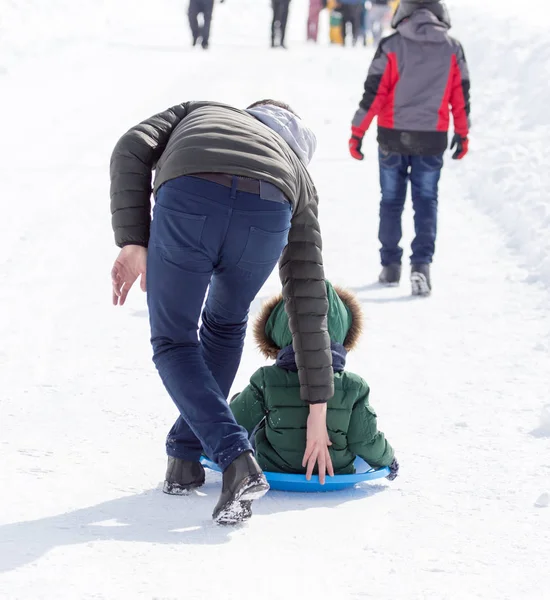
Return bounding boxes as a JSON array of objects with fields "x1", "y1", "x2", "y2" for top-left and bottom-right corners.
[
  {"x1": 447, "y1": 1, "x2": 550, "y2": 287},
  {"x1": 531, "y1": 404, "x2": 550, "y2": 438}
]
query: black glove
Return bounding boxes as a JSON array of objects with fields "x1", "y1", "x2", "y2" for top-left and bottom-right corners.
[
  {"x1": 450, "y1": 133, "x2": 469, "y2": 160},
  {"x1": 386, "y1": 457, "x2": 399, "y2": 481}
]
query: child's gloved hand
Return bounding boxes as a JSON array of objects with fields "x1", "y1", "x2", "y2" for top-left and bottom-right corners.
[
  {"x1": 349, "y1": 135, "x2": 364, "y2": 161},
  {"x1": 450, "y1": 133, "x2": 468, "y2": 160},
  {"x1": 386, "y1": 457, "x2": 399, "y2": 481}
]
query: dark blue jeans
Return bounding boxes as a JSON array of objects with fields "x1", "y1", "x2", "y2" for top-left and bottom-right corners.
[
  {"x1": 147, "y1": 175, "x2": 292, "y2": 471},
  {"x1": 378, "y1": 148, "x2": 444, "y2": 266}
]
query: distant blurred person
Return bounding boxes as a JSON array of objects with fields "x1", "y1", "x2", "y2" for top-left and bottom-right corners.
[
  {"x1": 307, "y1": 0, "x2": 325, "y2": 42},
  {"x1": 338, "y1": 0, "x2": 364, "y2": 46},
  {"x1": 328, "y1": 0, "x2": 344, "y2": 44},
  {"x1": 272, "y1": 0, "x2": 292, "y2": 48},
  {"x1": 366, "y1": 0, "x2": 390, "y2": 45},
  {"x1": 188, "y1": 0, "x2": 224, "y2": 49},
  {"x1": 359, "y1": 2, "x2": 369, "y2": 46}
]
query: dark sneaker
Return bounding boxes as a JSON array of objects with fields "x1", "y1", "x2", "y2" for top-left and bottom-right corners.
[
  {"x1": 379, "y1": 263, "x2": 402, "y2": 286},
  {"x1": 213, "y1": 451, "x2": 269, "y2": 525},
  {"x1": 163, "y1": 456, "x2": 205, "y2": 495},
  {"x1": 411, "y1": 264, "x2": 432, "y2": 296}
]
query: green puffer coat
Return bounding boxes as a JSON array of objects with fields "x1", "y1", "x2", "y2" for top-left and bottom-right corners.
[{"x1": 230, "y1": 282, "x2": 395, "y2": 474}]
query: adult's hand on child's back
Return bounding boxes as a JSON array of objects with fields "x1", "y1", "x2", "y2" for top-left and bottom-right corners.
[{"x1": 303, "y1": 404, "x2": 334, "y2": 484}]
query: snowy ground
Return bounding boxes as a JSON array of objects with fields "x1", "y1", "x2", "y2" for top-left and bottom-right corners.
[{"x1": 1, "y1": 0, "x2": 549, "y2": 598}]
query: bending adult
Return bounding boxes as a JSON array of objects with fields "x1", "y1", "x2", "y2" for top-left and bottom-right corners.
[{"x1": 109, "y1": 99, "x2": 334, "y2": 524}]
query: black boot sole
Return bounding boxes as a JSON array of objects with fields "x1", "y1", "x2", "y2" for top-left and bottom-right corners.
[
  {"x1": 379, "y1": 279, "x2": 400, "y2": 287},
  {"x1": 163, "y1": 478, "x2": 205, "y2": 495},
  {"x1": 214, "y1": 474, "x2": 269, "y2": 525},
  {"x1": 411, "y1": 273, "x2": 431, "y2": 297}
]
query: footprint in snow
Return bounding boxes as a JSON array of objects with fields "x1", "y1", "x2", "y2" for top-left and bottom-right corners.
[
  {"x1": 534, "y1": 492, "x2": 549, "y2": 508},
  {"x1": 529, "y1": 404, "x2": 550, "y2": 439}
]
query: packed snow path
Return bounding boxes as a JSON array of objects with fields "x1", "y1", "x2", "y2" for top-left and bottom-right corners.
[{"x1": 1, "y1": 1, "x2": 549, "y2": 598}]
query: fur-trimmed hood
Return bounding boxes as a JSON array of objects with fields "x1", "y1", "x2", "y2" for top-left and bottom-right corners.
[{"x1": 254, "y1": 283, "x2": 363, "y2": 360}]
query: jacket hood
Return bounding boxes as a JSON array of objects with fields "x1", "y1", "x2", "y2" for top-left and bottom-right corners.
[
  {"x1": 392, "y1": 0, "x2": 451, "y2": 29},
  {"x1": 397, "y1": 9, "x2": 450, "y2": 42},
  {"x1": 246, "y1": 105, "x2": 317, "y2": 165},
  {"x1": 254, "y1": 282, "x2": 363, "y2": 359}
]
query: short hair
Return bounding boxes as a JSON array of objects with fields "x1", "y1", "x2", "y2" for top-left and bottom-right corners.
[{"x1": 247, "y1": 99, "x2": 299, "y2": 117}]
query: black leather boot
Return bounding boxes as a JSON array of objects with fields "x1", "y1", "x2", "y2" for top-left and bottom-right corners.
[
  {"x1": 163, "y1": 456, "x2": 205, "y2": 495},
  {"x1": 379, "y1": 263, "x2": 402, "y2": 286},
  {"x1": 212, "y1": 451, "x2": 269, "y2": 525}
]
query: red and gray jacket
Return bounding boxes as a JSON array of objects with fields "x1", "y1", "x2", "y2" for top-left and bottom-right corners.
[{"x1": 352, "y1": 9, "x2": 470, "y2": 156}]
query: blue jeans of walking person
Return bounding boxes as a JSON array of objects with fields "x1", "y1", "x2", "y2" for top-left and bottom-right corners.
[
  {"x1": 147, "y1": 175, "x2": 292, "y2": 471},
  {"x1": 378, "y1": 148, "x2": 444, "y2": 266}
]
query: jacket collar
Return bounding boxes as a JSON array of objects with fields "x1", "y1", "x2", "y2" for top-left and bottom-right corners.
[{"x1": 276, "y1": 342, "x2": 347, "y2": 373}]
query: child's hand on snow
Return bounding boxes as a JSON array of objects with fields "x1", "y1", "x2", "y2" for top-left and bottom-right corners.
[{"x1": 386, "y1": 457, "x2": 399, "y2": 481}]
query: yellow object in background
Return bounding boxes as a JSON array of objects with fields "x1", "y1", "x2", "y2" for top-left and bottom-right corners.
[
  {"x1": 328, "y1": 0, "x2": 344, "y2": 45},
  {"x1": 389, "y1": 0, "x2": 400, "y2": 15}
]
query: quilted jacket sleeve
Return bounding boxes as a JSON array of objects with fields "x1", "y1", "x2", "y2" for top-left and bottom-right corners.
[
  {"x1": 278, "y1": 182, "x2": 332, "y2": 404},
  {"x1": 347, "y1": 379, "x2": 395, "y2": 467},
  {"x1": 109, "y1": 102, "x2": 189, "y2": 247},
  {"x1": 229, "y1": 369, "x2": 267, "y2": 436}
]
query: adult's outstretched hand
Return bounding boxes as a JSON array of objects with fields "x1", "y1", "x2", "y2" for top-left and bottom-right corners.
[
  {"x1": 111, "y1": 245, "x2": 147, "y2": 306},
  {"x1": 303, "y1": 403, "x2": 334, "y2": 484}
]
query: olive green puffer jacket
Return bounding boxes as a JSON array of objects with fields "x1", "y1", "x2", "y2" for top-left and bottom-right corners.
[{"x1": 230, "y1": 282, "x2": 395, "y2": 474}]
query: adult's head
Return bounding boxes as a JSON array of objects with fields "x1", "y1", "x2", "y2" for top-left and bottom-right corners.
[
  {"x1": 247, "y1": 99, "x2": 299, "y2": 117},
  {"x1": 391, "y1": 0, "x2": 451, "y2": 29}
]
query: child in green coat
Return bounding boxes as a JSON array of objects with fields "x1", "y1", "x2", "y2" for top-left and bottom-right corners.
[{"x1": 230, "y1": 281, "x2": 399, "y2": 480}]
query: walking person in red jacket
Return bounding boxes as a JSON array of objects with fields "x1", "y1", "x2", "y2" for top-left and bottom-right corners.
[{"x1": 349, "y1": 0, "x2": 470, "y2": 295}]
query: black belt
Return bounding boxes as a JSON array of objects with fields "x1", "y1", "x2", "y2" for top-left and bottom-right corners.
[{"x1": 191, "y1": 172, "x2": 261, "y2": 194}]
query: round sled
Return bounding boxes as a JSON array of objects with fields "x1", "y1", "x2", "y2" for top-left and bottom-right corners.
[{"x1": 200, "y1": 456, "x2": 390, "y2": 492}]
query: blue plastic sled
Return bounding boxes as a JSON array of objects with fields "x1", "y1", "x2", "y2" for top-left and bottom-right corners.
[{"x1": 200, "y1": 456, "x2": 390, "y2": 492}]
